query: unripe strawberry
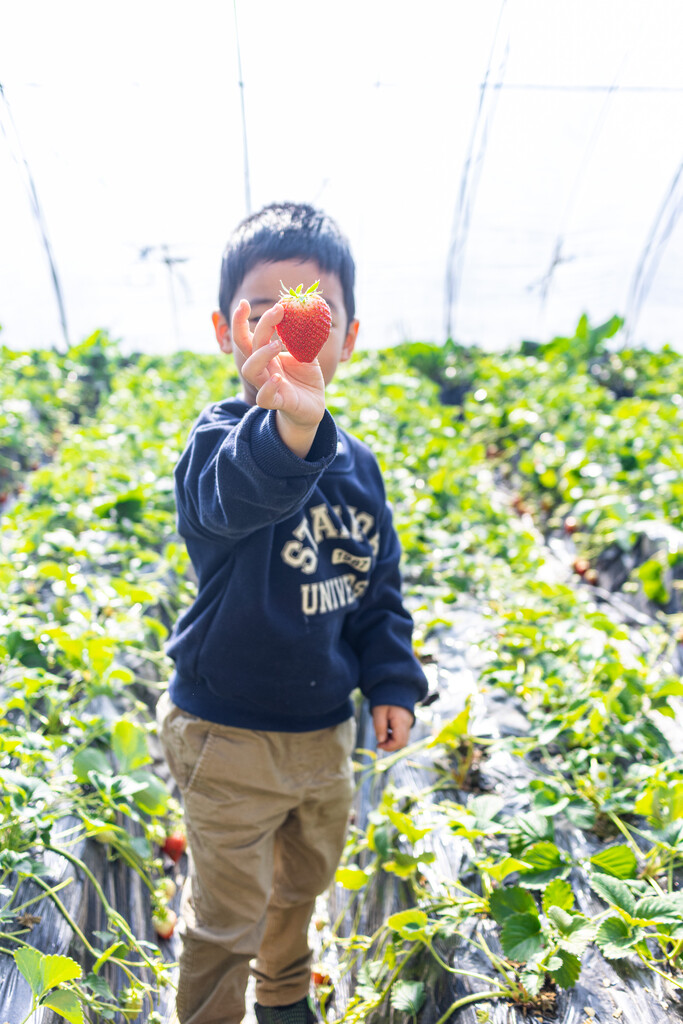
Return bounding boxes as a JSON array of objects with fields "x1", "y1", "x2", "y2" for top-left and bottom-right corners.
[
  {"x1": 119, "y1": 986, "x2": 144, "y2": 1021},
  {"x1": 277, "y1": 281, "x2": 332, "y2": 363},
  {"x1": 564, "y1": 516, "x2": 579, "y2": 534},
  {"x1": 152, "y1": 906, "x2": 177, "y2": 940},
  {"x1": 155, "y1": 876, "x2": 177, "y2": 903}
]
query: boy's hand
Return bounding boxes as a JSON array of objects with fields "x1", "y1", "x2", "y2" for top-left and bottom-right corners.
[
  {"x1": 372, "y1": 705, "x2": 413, "y2": 753},
  {"x1": 232, "y1": 299, "x2": 326, "y2": 458}
]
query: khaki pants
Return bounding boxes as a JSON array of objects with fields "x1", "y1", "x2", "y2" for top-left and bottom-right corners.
[{"x1": 156, "y1": 693, "x2": 356, "y2": 1024}]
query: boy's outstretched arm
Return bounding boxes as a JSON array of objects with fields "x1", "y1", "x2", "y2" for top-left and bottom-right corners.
[
  {"x1": 232, "y1": 298, "x2": 326, "y2": 459},
  {"x1": 372, "y1": 705, "x2": 414, "y2": 752}
]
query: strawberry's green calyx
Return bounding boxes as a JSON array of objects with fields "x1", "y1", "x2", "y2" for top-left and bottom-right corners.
[{"x1": 279, "y1": 280, "x2": 324, "y2": 302}]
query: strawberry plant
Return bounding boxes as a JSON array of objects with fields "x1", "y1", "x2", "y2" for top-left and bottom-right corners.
[{"x1": 2, "y1": 319, "x2": 683, "y2": 1021}]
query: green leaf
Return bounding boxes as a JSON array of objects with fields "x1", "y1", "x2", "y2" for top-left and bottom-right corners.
[
  {"x1": 489, "y1": 886, "x2": 538, "y2": 924},
  {"x1": 428, "y1": 706, "x2": 470, "y2": 748},
  {"x1": 478, "y1": 855, "x2": 530, "y2": 883},
  {"x1": 542, "y1": 879, "x2": 574, "y2": 914},
  {"x1": 589, "y1": 873, "x2": 636, "y2": 916},
  {"x1": 389, "y1": 980, "x2": 426, "y2": 1014},
  {"x1": 595, "y1": 916, "x2": 639, "y2": 959},
  {"x1": 41, "y1": 989, "x2": 84, "y2": 1024},
  {"x1": 637, "y1": 559, "x2": 669, "y2": 604},
  {"x1": 111, "y1": 719, "x2": 150, "y2": 773},
  {"x1": 546, "y1": 908, "x2": 596, "y2": 954},
  {"x1": 517, "y1": 842, "x2": 570, "y2": 887},
  {"x1": 530, "y1": 782, "x2": 570, "y2": 817},
  {"x1": 633, "y1": 895, "x2": 683, "y2": 925},
  {"x1": 91, "y1": 942, "x2": 129, "y2": 976},
  {"x1": 547, "y1": 949, "x2": 581, "y2": 989},
  {"x1": 500, "y1": 913, "x2": 544, "y2": 961},
  {"x1": 508, "y1": 813, "x2": 554, "y2": 856},
  {"x1": 129, "y1": 768, "x2": 170, "y2": 815},
  {"x1": 14, "y1": 947, "x2": 43, "y2": 996},
  {"x1": 385, "y1": 807, "x2": 432, "y2": 844},
  {"x1": 469, "y1": 794, "x2": 504, "y2": 828},
  {"x1": 519, "y1": 964, "x2": 545, "y2": 997},
  {"x1": 39, "y1": 954, "x2": 82, "y2": 992},
  {"x1": 653, "y1": 679, "x2": 683, "y2": 699},
  {"x1": 386, "y1": 909, "x2": 429, "y2": 941},
  {"x1": 93, "y1": 487, "x2": 145, "y2": 522},
  {"x1": 564, "y1": 798, "x2": 596, "y2": 830},
  {"x1": 383, "y1": 850, "x2": 435, "y2": 878},
  {"x1": 6, "y1": 630, "x2": 50, "y2": 669},
  {"x1": 72, "y1": 746, "x2": 111, "y2": 784},
  {"x1": 367, "y1": 822, "x2": 391, "y2": 858},
  {"x1": 84, "y1": 973, "x2": 115, "y2": 1000},
  {"x1": 590, "y1": 844, "x2": 638, "y2": 880},
  {"x1": 14, "y1": 949, "x2": 82, "y2": 998},
  {"x1": 335, "y1": 866, "x2": 370, "y2": 890}
]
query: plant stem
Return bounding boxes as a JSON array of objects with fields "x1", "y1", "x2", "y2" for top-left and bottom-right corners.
[
  {"x1": 45, "y1": 843, "x2": 159, "y2": 973},
  {"x1": 425, "y1": 939, "x2": 506, "y2": 986},
  {"x1": 32, "y1": 874, "x2": 98, "y2": 956},
  {"x1": 637, "y1": 950, "x2": 683, "y2": 991},
  {"x1": 433, "y1": 988, "x2": 511, "y2": 1024}
]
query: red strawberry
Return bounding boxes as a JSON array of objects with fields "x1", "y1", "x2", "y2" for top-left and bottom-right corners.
[
  {"x1": 152, "y1": 906, "x2": 177, "y2": 940},
  {"x1": 276, "y1": 281, "x2": 332, "y2": 363},
  {"x1": 162, "y1": 828, "x2": 187, "y2": 863},
  {"x1": 311, "y1": 963, "x2": 332, "y2": 986}
]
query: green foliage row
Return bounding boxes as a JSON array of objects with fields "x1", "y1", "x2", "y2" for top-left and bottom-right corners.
[
  {"x1": 1, "y1": 317, "x2": 682, "y2": 1021},
  {"x1": 0, "y1": 333, "x2": 238, "y2": 1021}
]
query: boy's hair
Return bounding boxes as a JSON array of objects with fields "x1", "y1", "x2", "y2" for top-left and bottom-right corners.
[{"x1": 218, "y1": 202, "x2": 356, "y2": 326}]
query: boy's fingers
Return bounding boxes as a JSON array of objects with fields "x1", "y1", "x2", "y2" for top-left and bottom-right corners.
[
  {"x1": 372, "y1": 705, "x2": 412, "y2": 752},
  {"x1": 242, "y1": 338, "x2": 282, "y2": 391},
  {"x1": 252, "y1": 303, "x2": 284, "y2": 351},
  {"x1": 231, "y1": 299, "x2": 253, "y2": 358},
  {"x1": 256, "y1": 372, "x2": 285, "y2": 410}
]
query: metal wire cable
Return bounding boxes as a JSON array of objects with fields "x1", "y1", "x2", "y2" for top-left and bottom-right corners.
[
  {"x1": 0, "y1": 82, "x2": 70, "y2": 350},
  {"x1": 443, "y1": 0, "x2": 509, "y2": 343},
  {"x1": 624, "y1": 156, "x2": 683, "y2": 345},
  {"x1": 233, "y1": 0, "x2": 252, "y2": 217}
]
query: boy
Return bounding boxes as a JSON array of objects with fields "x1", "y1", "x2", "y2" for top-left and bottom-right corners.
[{"x1": 157, "y1": 202, "x2": 428, "y2": 1024}]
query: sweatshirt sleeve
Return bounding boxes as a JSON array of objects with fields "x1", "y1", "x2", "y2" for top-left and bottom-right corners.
[
  {"x1": 175, "y1": 402, "x2": 338, "y2": 544},
  {"x1": 342, "y1": 495, "x2": 428, "y2": 713}
]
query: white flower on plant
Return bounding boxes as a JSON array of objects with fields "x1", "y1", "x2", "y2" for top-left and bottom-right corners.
[{"x1": 589, "y1": 758, "x2": 611, "y2": 790}]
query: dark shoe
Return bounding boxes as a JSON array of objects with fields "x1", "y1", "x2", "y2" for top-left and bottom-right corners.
[{"x1": 254, "y1": 996, "x2": 317, "y2": 1024}]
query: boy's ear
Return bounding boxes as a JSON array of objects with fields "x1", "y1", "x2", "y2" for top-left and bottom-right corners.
[
  {"x1": 212, "y1": 311, "x2": 232, "y2": 353},
  {"x1": 341, "y1": 319, "x2": 360, "y2": 363}
]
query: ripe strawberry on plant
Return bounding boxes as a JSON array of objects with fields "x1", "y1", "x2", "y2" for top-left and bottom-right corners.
[
  {"x1": 311, "y1": 963, "x2": 332, "y2": 987},
  {"x1": 152, "y1": 905, "x2": 178, "y2": 940},
  {"x1": 276, "y1": 281, "x2": 332, "y2": 363},
  {"x1": 162, "y1": 827, "x2": 187, "y2": 863}
]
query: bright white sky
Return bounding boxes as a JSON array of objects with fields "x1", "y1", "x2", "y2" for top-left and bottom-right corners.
[{"x1": 1, "y1": 1, "x2": 682, "y2": 355}]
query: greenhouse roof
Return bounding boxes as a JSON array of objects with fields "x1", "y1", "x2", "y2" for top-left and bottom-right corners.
[{"x1": 1, "y1": 0, "x2": 681, "y2": 354}]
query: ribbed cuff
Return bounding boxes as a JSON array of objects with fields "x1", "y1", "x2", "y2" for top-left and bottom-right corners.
[{"x1": 249, "y1": 408, "x2": 338, "y2": 478}]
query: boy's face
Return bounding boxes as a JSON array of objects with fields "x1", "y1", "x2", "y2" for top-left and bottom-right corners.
[{"x1": 212, "y1": 259, "x2": 359, "y2": 403}]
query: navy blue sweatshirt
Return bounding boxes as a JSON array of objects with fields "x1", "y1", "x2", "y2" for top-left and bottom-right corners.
[{"x1": 166, "y1": 398, "x2": 428, "y2": 732}]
